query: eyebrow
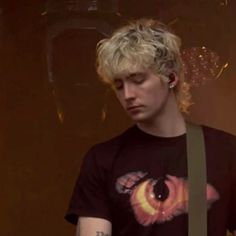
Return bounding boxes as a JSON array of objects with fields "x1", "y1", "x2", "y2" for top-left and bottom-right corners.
[
  {"x1": 113, "y1": 72, "x2": 145, "y2": 82},
  {"x1": 126, "y1": 72, "x2": 145, "y2": 79}
]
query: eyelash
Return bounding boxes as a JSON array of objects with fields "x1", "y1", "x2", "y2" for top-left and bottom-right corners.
[
  {"x1": 132, "y1": 74, "x2": 146, "y2": 84},
  {"x1": 133, "y1": 78, "x2": 145, "y2": 84}
]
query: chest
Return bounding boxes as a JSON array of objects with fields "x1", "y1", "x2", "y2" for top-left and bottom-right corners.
[{"x1": 107, "y1": 141, "x2": 231, "y2": 230}]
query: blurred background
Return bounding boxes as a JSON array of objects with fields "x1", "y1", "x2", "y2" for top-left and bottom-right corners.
[{"x1": 0, "y1": 0, "x2": 235, "y2": 235}]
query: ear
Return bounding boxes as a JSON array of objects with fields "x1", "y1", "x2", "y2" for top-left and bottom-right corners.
[
  {"x1": 168, "y1": 73, "x2": 175, "y2": 84},
  {"x1": 168, "y1": 73, "x2": 179, "y2": 89}
]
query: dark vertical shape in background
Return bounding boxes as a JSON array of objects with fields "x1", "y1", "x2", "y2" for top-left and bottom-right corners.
[{"x1": 0, "y1": 1, "x2": 74, "y2": 235}]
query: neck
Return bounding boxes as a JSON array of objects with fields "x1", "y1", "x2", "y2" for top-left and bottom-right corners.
[{"x1": 137, "y1": 93, "x2": 186, "y2": 137}]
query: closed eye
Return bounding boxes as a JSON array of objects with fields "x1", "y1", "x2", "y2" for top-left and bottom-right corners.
[
  {"x1": 113, "y1": 79, "x2": 123, "y2": 90},
  {"x1": 131, "y1": 73, "x2": 146, "y2": 84}
]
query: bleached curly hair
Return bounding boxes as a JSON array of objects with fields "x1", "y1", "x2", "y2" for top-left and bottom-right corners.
[{"x1": 96, "y1": 18, "x2": 192, "y2": 113}]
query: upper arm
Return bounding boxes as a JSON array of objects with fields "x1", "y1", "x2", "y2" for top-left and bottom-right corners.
[
  {"x1": 65, "y1": 146, "x2": 112, "y2": 225},
  {"x1": 76, "y1": 217, "x2": 112, "y2": 236}
]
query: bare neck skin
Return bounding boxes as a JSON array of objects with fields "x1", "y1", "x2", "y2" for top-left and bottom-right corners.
[{"x1": 137, "y1": 93, "x2": 186, "y2": 137}]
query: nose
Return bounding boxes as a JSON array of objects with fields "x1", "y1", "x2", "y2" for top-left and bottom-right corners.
[{"x1": 123, "y1": 83, "x2": 135, "y2": 101}]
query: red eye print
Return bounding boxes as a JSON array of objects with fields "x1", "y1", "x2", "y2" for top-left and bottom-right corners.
[
  {"x1": 116, "y1": 172, "x2": 220, "y2": 226},
  {"x1": 116, "y1": 171, "x2": 148, "y2": 194}
]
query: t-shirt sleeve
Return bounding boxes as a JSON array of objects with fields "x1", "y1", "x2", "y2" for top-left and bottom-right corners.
[
  {"x1": 228, "y1": 134, "x2": 236, "y2": 232},
  {"x1": 65, "y1": 145, "x2": 111, "y2": 225}
]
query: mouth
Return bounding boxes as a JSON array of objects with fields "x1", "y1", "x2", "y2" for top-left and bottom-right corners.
[{"x1": 127, "y1": 105, "x2": 143, "y2": 111}]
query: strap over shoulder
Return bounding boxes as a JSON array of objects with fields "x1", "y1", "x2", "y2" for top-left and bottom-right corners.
[{"x1": 186, "y1": 123, "x2": 207, "y2": 236}]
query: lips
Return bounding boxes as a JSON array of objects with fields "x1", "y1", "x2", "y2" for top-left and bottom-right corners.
[{"x1": 127, "y1": 105, "x2": 143, "y2": 111}]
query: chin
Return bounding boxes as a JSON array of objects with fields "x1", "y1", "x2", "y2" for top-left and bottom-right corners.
[{"x1": 129, "y1": 113, "x2": 153, "y2": 123}]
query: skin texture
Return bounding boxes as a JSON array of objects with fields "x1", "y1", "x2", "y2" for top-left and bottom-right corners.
[
  {"x1": 113, "y1": 71, "x2": 170, "y2": 123},
  {"x1": 113, "y1": 70, "x2": 186, "y2": 137},
  {"x1": 77, "y1": 217, "x2": 111, "y2": 236}
]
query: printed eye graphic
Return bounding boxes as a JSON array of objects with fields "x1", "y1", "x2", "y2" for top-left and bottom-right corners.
[
  {"x1": 116, "y1": 171, "x2": 147, "y2": 194},
  {"x1": 116, "y1": 172, "x2": 220, "y2": 226},
  {"x1": 130, "y1": 175, "x2": 189, "y2": 225}
]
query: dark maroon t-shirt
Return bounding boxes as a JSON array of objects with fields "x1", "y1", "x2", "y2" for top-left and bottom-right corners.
[{"x1": 65, "y1": 125, "x2": 236, "y2": 236}]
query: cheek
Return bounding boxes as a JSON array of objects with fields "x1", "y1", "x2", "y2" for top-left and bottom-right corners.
[
  {"x1": 115, "y1": 92, "x2": 126, "y2": 107},
  {"x1": 145, "y1": 84, "x2": 168, "y2": 101},
  {"x1": 149, "y1": 92, "x2": 169, "y2": 110}
]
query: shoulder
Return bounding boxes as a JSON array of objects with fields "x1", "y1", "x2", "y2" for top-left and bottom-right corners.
[
  {"x1": 202, "y1": 125, "x2": 236, "y2": 142},
  {"x1": 91, "y1": 125, "x2": 136, "y2": 152},
  {"x1": 201, "y1": 125, "x2": 236, "y2": 157},
  {"x1": 83, "y1": 126, "x2": 136, "y2": 167}
]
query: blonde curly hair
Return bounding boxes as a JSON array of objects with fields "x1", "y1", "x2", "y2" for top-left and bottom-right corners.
[{"x1": 96, "y1": 18, "x2": 192, "y2": 113}]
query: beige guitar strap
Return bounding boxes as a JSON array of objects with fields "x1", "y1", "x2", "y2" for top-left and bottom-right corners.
[{"x1": 186, "y1": 123, "x2": 207, "y2": 236}]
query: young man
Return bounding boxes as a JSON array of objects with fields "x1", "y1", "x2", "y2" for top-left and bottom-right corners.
[{"x1": 65, "y1": 19, "x2": 236, "y2": 236}]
